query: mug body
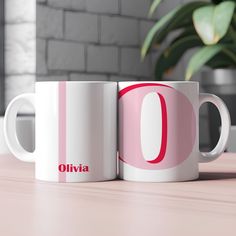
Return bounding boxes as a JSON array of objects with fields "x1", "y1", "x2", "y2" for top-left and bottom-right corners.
[
  {"x1": 118, "y1": 81, "x2": 199, "y2": 182},
  {"x1": 35, "y1": 81, "x2": 117, "y2": 182}
]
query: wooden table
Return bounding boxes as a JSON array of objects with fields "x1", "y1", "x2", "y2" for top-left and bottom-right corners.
[{"x1": 0, "y1": 153, "x2": 236, "y2": 236}]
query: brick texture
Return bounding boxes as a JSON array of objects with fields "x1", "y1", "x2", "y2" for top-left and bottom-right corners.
[
  {"x1": 36, "y1": 38, "x2": 47, "y2": 75},
  {"x1": 65, "y1": 12, "x2": 98, "y2": 43},
  {"x1": 121, "y1": 48, "x2": 150, "y2": 77},
  {"x1": 121, "y1": 0, "x2": 150, "y2": 18},
  {"x1": 87, "y1": 45, "x2": 118, "y2": 73},
  {"x1": 48, "y1": 40, "x2": 85, "y2": 71},
  {"x1": 101, "y1": 16, "x2": 139, "y2": 46},
  {"x1": 48, "y1": 0, "x2": 86, "y2": 10},
  {"x1": 37, "y1": 5, "x2": 63, "y2": 39},
  {"x1": 86, "y1": 0, "x2": 119, "y2": 14}
]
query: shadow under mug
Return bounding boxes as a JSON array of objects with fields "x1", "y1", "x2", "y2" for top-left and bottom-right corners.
[
  {"x1": 118, "y1": 81, "x2": 231, "y2": 182},
  {"x1": 4, "y1": 81, "x2": 117, "y2": 182}
]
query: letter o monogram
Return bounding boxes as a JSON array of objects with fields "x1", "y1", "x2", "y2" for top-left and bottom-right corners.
[{"x1": 119, "y1": 84, "x2": 196, "y2": 170}]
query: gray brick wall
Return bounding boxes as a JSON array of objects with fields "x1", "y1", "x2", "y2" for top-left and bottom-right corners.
[
  {"x1": 87, "y1": 45, "x2": 118, "y2": 73},
  {"x1": 121, "y1": 48, "x2": 150, "y2": 77},
  {"x1": 121, "y1": 0, "x2": 150, "y2": 18},
  {"x1": 48, "y1": 0, "x2": 86, "y2": 10},
  {"x1": 36, "y1": 39, "x2": 47, "y2": 75},
  {"x1": 36, "y1": 0, "x2": 157, "y2": 81},
  {"x1": 101, "y1": 16, "x2": 139, "y2": 46},
  {"x1": 37, "y1": 5, "x2": 63, "y2": 39},
  {"x1": 48, "y1": 40, "x2": 85, "y2": 71},
  {"x1": 65, "y1": 12, "x2": 98, "y2": 43},
  {"x1": 86, "y1": 0, "x2": 119, "y2": 14}
]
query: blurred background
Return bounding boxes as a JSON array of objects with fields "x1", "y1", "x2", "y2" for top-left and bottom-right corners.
[{"x1": 1, "y1": 0, "x2": 235, "y2": 152}]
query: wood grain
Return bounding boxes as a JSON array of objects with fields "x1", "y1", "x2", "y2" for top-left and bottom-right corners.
[{"x1": 0, "y1": 153, "x2": 236, "y2": 236}]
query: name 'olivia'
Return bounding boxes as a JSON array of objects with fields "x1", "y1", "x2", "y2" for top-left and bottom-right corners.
[{"x1": 58, "y1": 164, "x2": 89, "y2": 172}]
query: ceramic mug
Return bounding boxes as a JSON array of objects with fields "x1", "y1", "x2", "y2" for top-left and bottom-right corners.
[
  {"x1": 118, "y1": 81, "x2": 231, "y2": 182},
  {"x1": 4, "y1": 81, "x2": 117, "y2": 182}
]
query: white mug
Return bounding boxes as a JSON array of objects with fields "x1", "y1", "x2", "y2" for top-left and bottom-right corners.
[
  {"x1": 118, "y1": 81, "x2": 231, "y2": 182},
  {"x1": 4, "y1": 81, "x2": 117, "y2": 182}
]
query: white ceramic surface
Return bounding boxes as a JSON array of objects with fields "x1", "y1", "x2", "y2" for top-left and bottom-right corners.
[
  {"x1": 0, "y1": 117, "x2": 10, "y2": 154},
  {"x1": 4, "y1": 81, "x2": 117, "y2": 182},
  {"x1": 118, "y1": 81, "x2": 231, "y2": 182}
]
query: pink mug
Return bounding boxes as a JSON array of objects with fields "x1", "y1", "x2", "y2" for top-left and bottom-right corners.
[{"x1": 118, "y1": 81, "x2": 231, "y2": 182}]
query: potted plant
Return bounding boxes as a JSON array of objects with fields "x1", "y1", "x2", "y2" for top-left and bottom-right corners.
[{"x1": 142, "y1": 0, "x2": 236, "y2": 149}]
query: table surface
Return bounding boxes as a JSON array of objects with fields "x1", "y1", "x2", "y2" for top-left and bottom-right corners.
[{"x1": 0, "y1": 153, "x2": 236, "y2": 236}]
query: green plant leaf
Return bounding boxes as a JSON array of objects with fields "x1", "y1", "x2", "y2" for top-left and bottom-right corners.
[
  {"x1": 155, "y1": 4, "x2": 209, "y2": 44},
  {"x1": 142, "y1": 5, "x2": 182, "y2": 59},
  {"x1": 222, "y1": 47, "x2": 236, "y2": 64},
  {"x1": 141, "y1": 2, "x2": 209, "y2": 59},
  {"x1": 206, "y1": 45, "x2": 236, "y2": 68},
  {"x1": 185, "y1": 45, "x2": 224, "y2": 80},
  {"x1": 171, "y1": 26, "x2": 197, "y2": 44},
  {"x1": 155, "y1": 35, "x2": 203, "y2": 80},
  {"x1": 193, "y1": 1, "x2": 235, "y2": 45},
  {"x1": 149, "y1": 0, "x2": 163, "y2": 17}
]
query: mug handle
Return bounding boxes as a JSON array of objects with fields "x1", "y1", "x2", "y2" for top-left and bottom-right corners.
[
  {"x1": 199, "y1": 93, "x2": 231, "y2": 163},
  {"x1": 4, "y1": 93, "x2": 35, "y2": 162}
]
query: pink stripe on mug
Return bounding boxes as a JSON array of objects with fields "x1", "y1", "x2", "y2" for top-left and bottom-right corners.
[{"x1": 58, "y1": 81, "x2": 67, "y2": 182}]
